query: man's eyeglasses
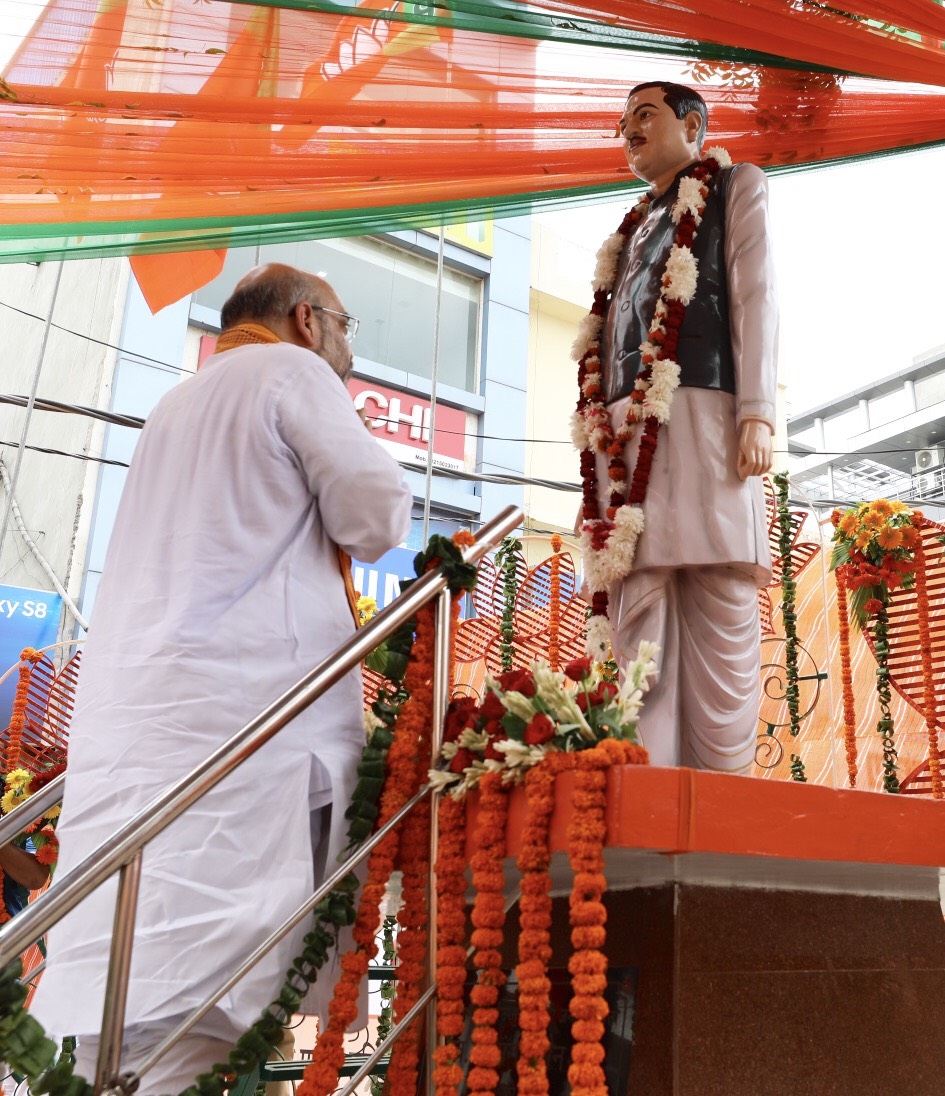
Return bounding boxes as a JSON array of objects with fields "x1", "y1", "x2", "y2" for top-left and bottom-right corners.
[{"x1": 307, "y1": 304, "x2": 360, "y2": 343}]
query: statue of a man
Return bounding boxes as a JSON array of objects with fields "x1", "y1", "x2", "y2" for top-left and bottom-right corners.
[{"x1": 574, "y1": 81, "x2": 777, "y2": 771}]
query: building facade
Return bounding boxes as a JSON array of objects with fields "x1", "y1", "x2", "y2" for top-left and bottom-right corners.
[
  {"x1": 0, "y1": 220, "x2": 530, "y2": 713},
  {"x1": 788, "y1": 345, "x2": 945, "y2": 522}
]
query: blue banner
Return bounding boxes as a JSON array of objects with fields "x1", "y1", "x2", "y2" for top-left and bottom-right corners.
[{"x1": 0, "y1": 585, "x2": 64, "y2": 737}]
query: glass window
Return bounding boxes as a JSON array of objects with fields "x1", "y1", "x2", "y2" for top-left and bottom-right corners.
[{"x1": 193, "y1": 237, "x2": 481, "y2": 393}]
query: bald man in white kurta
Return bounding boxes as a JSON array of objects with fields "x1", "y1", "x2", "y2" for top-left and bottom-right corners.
[{"x1": 33, "y1": 329, "x2": 412, "y2": 1086}]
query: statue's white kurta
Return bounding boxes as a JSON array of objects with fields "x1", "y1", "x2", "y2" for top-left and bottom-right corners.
[{"x1": 33, "y1": 341, "x2": 413, "y2": 1040}]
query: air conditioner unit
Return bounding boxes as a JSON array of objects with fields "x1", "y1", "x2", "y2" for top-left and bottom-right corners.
[
  {"x1": 913, "y1": 447, "x2": 943, "y2": 474},
  {"x1": 914, "y1": 472, "x2": 939, "y2": 497}
]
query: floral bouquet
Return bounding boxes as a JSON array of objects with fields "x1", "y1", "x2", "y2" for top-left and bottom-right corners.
[
  {"x1": 429, "y1": 643, "x2": 657, "y2": 799},
  {"x1": 0, "y1": 767, "x2": 62, "y2": 871},
  {"x1": 829, "y1": 499, "x2": 921, "y2": 627}
]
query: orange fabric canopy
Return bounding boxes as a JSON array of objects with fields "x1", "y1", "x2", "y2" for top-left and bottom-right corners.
[{"x1": 2, "y1": 0, "x2": 945, "y2": 302}]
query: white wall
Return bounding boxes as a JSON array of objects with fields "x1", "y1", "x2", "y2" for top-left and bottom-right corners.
[{"x1": 0, "y1": 258, "x2": 129, "y2": 636}]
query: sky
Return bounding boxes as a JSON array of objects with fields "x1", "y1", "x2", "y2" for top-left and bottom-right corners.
[{"x1": 537, "y1": 141, "x2": 945, "y2": 419}]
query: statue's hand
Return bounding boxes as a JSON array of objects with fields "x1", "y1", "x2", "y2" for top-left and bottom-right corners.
[{"x1": 737, "y1": 419, "x2": 773, "y2": 480}]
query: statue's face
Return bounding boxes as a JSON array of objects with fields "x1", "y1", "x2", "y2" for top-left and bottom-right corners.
[{"x1": 617, "y1": 90, "x2": 699, "y2": 190}]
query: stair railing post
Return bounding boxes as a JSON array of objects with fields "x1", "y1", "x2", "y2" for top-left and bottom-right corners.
[
  {"x1": 426, "y1": 588, "x2": 453, "y2": 1093},
  {"x1": 95, "y1": 850, "x2": 143, "y2": 1095}
]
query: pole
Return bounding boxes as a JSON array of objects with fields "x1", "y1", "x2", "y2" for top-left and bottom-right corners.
[{"x1": 422, "y1": 227, "x2": 446, "y2": 543}]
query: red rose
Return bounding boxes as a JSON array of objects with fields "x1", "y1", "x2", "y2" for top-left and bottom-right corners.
[
  {"x1": 497, "y1": 669, "x2": 537, "y2": 698},
  {"x1": 449, "y1": 748, "x2": 475, "y2": 774},
  {"x1": 575, "y1": 691, "x2": 590, "y2": 712},
  {"x1": 598, "y1": 680, "x2": 618, "y2": 702},
  {"x1": 444, "y1": 696, "x2": 479, "y2": 742},
  {"x1": 480, "y1": 718, "x2": 506, "y2": 761},
  {"x1": 524, "y1": 713, "x2": 555, "y2": 746},
  {"x1": 565, "y1": 657, "x2": 593, "y2": 682},
  {"x1": 863, "y1": 598, "x2": 884, "y2": 615},
  {"x1": 480, "y1": 690, "x2": 506, "y2": 720}
]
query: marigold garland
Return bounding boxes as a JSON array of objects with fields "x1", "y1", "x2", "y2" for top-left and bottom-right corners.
[
  {"x1": 467, "y1": 771, "x2": 509, "y2": 1096},
  {"x1": 564, "y1": 753, "x2": 609, "y2": 1096},
  {"x1": 2, "y1": 648, "x2": 43, "y2": 774},
  {"x1": 548, "y1": 535, "x2": 563, "y2": 673},
  {"x1": 432, "y1": 795, "x2": 469, "y2": 1096},
  {"x1": 514, "y1": 763, "x2": 556, "y2": 1096},
  {"x1": 303, "y1": 532, "x2": 472, "y2": 1096},
  {"x1": 834, "y1": 571, "x2": 859, "y2": 788},
  {"x1": 300, "y1": 602, "x2": 438, "y2": 1096},
  {"x1": 386, "y1": 793, "x2": 431, "y2": 1095},
  {"x1": 911, "y1": 516, "x2": 943, "y2": 799}
]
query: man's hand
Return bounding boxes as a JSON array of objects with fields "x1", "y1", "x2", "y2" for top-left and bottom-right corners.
[
  {"x1": 0, "y1": 842, "x2": 50, "y2": 890},
  {"x1": 737, "y1": 419, "x2": 773, "y2": 480}
]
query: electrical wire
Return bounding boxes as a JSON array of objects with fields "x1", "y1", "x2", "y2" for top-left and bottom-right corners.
[{"x1": 1, "y1": 300, "x2": 935, "y2": 456}]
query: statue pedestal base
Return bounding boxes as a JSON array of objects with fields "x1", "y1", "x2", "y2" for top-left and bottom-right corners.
[{"x1": 469, "y1": 767, "x2": 945, "y2": 1095}]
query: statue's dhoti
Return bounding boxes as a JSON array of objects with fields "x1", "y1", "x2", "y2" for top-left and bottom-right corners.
[{"x1": 611, "y1": 565, "x2": 760, "y2": 772}]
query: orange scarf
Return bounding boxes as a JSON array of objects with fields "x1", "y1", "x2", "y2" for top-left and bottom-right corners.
[
  {"x1": 214, "y1": 320, "x2": 360, "y2": 625},
  {"x1": 213, "y1": 321, "x2": 282, "y2": 353}
]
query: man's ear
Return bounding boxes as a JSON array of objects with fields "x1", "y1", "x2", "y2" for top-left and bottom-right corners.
[
  {"x1": 292, "y1": 301, "x2": 320, "y2": 350},
  {"x1": 683, "y1": 109, "x2": 702, "y2": 144}
]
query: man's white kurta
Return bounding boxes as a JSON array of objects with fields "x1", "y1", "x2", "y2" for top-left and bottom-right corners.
[{"x1": 33, "y1": 341, "x2": 413, "y2": 1040}]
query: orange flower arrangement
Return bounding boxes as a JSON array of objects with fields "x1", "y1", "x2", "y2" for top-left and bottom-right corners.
[
  {"x1": 910, "y1": 515, "x2": 942, "y2": 799},
  {"x1": 548, "y1": 535, "x2": 563, "y2": 672},
  {"x1": 432, "y1": 795, "x2": 468, "y2": 1095},
  {"x1": 467, "y1": 770, "x2": 509, "y2": 1096},
  {"x1": 2, "y1": 648, "x2": 42, "y2": 774},
  {"x1": 514, "y1": 762, "x2": 556, "y2": 1096},
  {"x1": 430, "y1": 580, "x2": 467, "y2": 1096},
  {"x1": 834, "y1": 570, "x2": 859, "y2": 788},
  {"x1": 299, "y1": 602, "x2": 437, "y2": 1096},
  {"x1": 386, "y1": 794, "x2": 430, "y2": 1095},
  {"x1": 566, "y1": 756, "x2": 609, "y2": 1096}
]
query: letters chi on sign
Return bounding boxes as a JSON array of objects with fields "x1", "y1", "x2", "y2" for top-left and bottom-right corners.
[{"x1": 0, "y1": 584, "x2": 64, "y2": 728}]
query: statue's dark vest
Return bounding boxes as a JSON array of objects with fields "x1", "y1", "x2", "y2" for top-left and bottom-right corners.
[{"x1": 603, "y1": 164, "x2": 737, "y2": 405}]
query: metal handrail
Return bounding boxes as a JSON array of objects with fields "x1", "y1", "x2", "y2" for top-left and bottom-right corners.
[{"x1": 0, "y1": 503, "x2": 523, "y2": 1093}]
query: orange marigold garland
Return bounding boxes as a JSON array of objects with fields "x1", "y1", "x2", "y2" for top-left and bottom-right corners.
[
  {"x1": 566, "y1": 749, "x2": 610, "y2": 1096},
  {"x1": 432, "y1": 795, "x2": 469, "y2": 1095},
  {"x1": 910, "y1": 516, "x2": 942, "y2": 799},
  {"x1": 386, "y1": 794, "x2": 431, "y2": 1096},
  {"x1": 2, "y1": 648, "x2": 43, "y2": 774},
  {"x1": 548, "y1": 535, "x2": 563, "y2": 673},
  {"x1": 834, "y1": 570, "x2": 859, "y2": 788},
  {"x1": 299, "y1": 602, "x2": 437, "y2": 1096},
  {"x1": 430, "y1": 577, "x2": 469, "y2": 1093},
  {"x1": 467, "y1": 770, "x2": 509, "y2": 1096},
  {"x1": 514, "y1": 762, "x2": 556, "y2": 1096}
]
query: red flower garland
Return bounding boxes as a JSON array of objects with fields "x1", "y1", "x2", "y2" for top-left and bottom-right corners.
[
  {"x1": 467, "y1": 770, "x2": 509, "y2": 1096},
  {"x1": 834, "y1": 570, "x2": 858, "y2": 788}
]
